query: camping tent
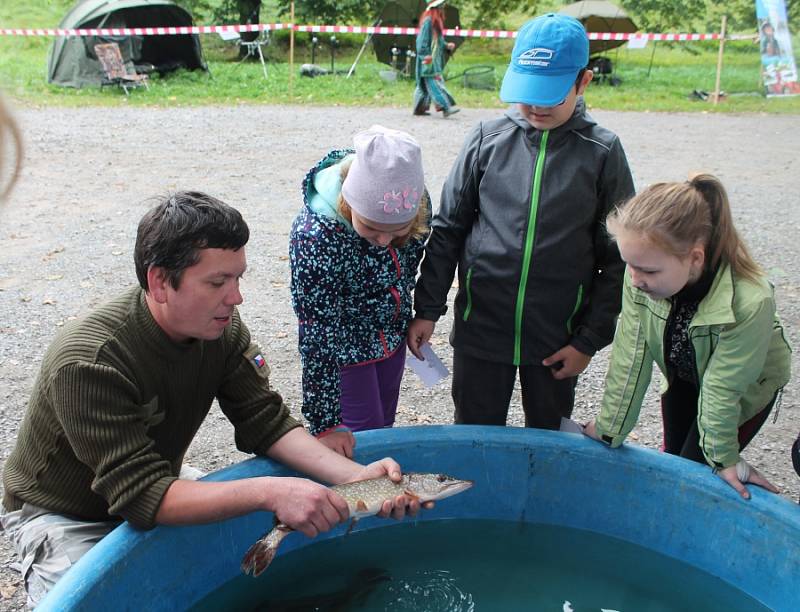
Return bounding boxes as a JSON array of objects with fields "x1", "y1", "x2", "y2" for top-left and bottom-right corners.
[
  {"x1": 48, "y1": 0, "x2": 206, "y2": 88},
  {"x1": 373, "y1": 0, "x2": 464, "y2": 77},
  {"x1": 558, "y1": 0, "x2": 638, "y2": 56}
]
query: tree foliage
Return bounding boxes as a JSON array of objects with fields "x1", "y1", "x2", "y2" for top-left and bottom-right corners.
[
  {"x1": 272, "y1": 0, "x2": 383, "y2": 25},
  {"x1": 174, "y1": 0, "x2": 799, "y2": 34},
  {"x1": 621, "y1": 0, "x2": 800, "y2": 33}
]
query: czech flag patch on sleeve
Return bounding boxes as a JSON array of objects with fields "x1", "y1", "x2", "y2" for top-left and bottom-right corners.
[{"x1": 244, "y1": 344, "x2": 271, "y2": 378}]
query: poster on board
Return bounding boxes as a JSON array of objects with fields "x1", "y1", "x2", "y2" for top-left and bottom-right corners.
[{"x1": 756, "y1": 0, "x2": 800, "y2": 96}]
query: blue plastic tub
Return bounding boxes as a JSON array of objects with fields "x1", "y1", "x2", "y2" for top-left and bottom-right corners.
[{"x1": 37, "y1": 426, "x2": 800, "y2": 610}]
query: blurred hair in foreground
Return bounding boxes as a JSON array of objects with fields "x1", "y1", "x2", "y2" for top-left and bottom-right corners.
[{"x1": 0, "y1": 94, "x2": 22, "y2": 201}]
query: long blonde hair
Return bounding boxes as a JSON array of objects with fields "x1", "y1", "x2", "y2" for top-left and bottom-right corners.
[
  {"x1": 0, "y1": 95, "x2": 22, "y2": 201},
  {"x1": 337, "y1": 158, "x2": 430, "y2": 247},
  {"x1": 606, "y1": 174, "x2": 762, "y2": 281}
]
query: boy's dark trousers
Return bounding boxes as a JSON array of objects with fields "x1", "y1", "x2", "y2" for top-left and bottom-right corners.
[{"x1": 451, "y1": 351, "x2": 576, "y2": 430}]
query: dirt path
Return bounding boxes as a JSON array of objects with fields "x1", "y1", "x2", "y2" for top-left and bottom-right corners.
[{"x1": 0, "y1": 104, "x2": 798, "y2": 609}]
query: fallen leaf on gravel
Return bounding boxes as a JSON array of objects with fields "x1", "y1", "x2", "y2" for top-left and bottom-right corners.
[
  {"x1": 43, "y1": 246, "x2": 65, "y2": 259},
  {"x1": 1, "y1": 583, "x2": 18, "y2": 599},
  {"x1": 45, "y1": 274, "x2": 63, "y2": 281},
  {"x1": 111, "y1": 250, "x2": 123, "y2": 256},
  {"x1": 630, "y1": 432, "x2": 639, "y2": 441},
  {"x1": 275, "y1": 332, "x2": 288, "y2": 338},
  {"x1": 20, "y1": 296, "x2": 31, "y2": 303},
  {"x1": 271, "y1": 281, "x2": 286, "y2": 288},
  {"x1": 42, "y1": 298, "x2": 57, "y2": 305},
  {"x1": 279, "y1": 256, "x2": 289, "y2": 261}
]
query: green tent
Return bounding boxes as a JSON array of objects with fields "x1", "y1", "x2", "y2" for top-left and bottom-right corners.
[
  {"x1": 373, "y1": 0, "x2": 463, "y2": 77},
  {"x1": 47, "y1": 0, "x2": 206, "y2": 88},
  {"x1": 558, "y1": 0, "x2": 638, "y2": 56}
]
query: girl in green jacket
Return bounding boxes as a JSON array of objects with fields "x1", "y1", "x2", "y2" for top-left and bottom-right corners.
[{"x1": 585, "y1": 174, "x2": 791, "y2": 500}]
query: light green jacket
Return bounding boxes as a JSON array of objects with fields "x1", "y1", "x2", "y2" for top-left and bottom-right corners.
[{"x1": 596, "y1": 264, "x2": 791, "y2": 468}]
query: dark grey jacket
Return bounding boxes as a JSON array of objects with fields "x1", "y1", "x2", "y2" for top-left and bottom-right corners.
[{"x1": 414, "y1": 101, "x2": 635, "y2": 365}]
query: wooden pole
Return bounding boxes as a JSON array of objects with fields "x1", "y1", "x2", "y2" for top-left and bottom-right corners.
[
  {"x1": 289, "y1": 1, "x2": 295, "y2": 97},
  {"x1": 713, "y1": 15, "x2": 727, "y2": 105},
  {"x1": 646, "y1": 40, "x2": 657, "y2": 77}
]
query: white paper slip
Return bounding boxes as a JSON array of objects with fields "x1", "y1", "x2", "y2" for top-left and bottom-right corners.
[
  {"x1": 559, "y1": 417, "x2": 585, "y2": 434},
  {"x1": 406, "y1": 342, "x2": 450, "y2": 387}
]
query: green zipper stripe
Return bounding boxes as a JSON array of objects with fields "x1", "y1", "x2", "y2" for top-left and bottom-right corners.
[
  {"x1": 514, "y1": 130, "x2": 549, "y2": 365},
  {"x1": 462, "y1": 267, "x2": 474, "y2": 322},
  {"x1": 566, "y1": 284, "x2": 584, "y2": 335}
]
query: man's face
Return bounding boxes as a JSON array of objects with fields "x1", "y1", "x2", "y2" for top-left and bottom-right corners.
[
  {"x1": 155, "y1": 247, "x2": 246, "y2": 342},
  {"x1": 517, "y1": 70, "x2": 592, "y2": 131}
]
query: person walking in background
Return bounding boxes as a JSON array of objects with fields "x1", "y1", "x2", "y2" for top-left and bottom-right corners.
[
  {"x1": 290, "y1": 125, "x2": 431, "y2": 457},
  {"x1": 584, "y1": 175, "x2": 792, "y2": 500},
  {"x1": 413, "y1": 0, "x2": 459, "y2": 118},
  {"x1": 408, "y1": 14, "x2": 634, "y2": 430}
]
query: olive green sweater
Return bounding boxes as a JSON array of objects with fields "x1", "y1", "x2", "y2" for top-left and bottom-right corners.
[{"x1": 2, "y1": 287, "x2": 300, "y2": 529}]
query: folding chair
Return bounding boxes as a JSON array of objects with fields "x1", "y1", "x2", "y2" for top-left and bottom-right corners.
[
  {"x1": 218, "y1": 28, "x2": 270, "y2": 81},
  {"x1": 94, "y1": 42, "x2": 149, "y2": 95},
  {"x1": 240, "y1": 29, "x2": 270, "y2": 80}
]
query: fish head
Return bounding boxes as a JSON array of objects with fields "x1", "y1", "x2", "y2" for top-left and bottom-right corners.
[{"x1": 402, "y1": 472, "x2": 474, "y2": 502}]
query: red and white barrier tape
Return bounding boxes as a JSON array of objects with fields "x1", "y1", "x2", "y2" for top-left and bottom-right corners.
[
  {"x1": 0, "y1": 22, "x2": 733, "y2": 41},
  {"x1": 0, "y1": 23, "x2": 291, "y2": 37}
]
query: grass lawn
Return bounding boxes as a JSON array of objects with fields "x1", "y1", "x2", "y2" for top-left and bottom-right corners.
[{"x1": 1, "y1": 0, "x2": 799, "y2": 113}]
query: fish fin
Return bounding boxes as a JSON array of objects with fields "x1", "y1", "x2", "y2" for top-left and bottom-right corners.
[
  {"x1": 403, "y1": 489, "x2": 421, "y2": 501},
  {"x1": 241, "y1": 525, "x2": 292, "y2": 577},
  {"x1": 345, "y1": 518, "x2": 359, "y2": 536},
  {"x1": 355, "y1": 499, "x2": 368, "y2": 512}
]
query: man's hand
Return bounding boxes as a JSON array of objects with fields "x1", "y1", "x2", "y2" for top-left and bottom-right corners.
[
  {"x1": 542, "y1": 345, "x2": 592, "y2": 379},
  {"x1": 717, "y1": 462, "x2": 780, "y2": 500},
  {"x1": 347, "y1": 458, "x2": 433, "y2": 519},
  {"x1": 318, "y1": 430, "x2": 356, "y2": 458},
  {"x1": 266, "y1": 477, "x2": 350, "y2": 538},
  {"x1": 407, "y1": 318, "x2": 435, "y2": 360}
]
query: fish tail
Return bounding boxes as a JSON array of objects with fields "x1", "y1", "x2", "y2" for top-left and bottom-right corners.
[{"x1": 241, "y1": 525, "x2": 292, "y2": 577}]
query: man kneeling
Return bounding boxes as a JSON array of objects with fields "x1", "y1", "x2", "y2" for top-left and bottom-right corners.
[{"x1": 1, "y1": 192, "x2": 421, "y2": 607}]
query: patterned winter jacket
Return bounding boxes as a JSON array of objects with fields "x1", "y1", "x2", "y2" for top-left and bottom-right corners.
[{"x1": 290, "y1": 149, "x2": 430, "y2": 435}]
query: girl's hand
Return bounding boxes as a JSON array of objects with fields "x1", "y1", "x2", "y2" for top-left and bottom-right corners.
[
  {"x1": 717, "y1": 461, "x2": 780, "y2": 500},
  {"x1": 318, "y1": 429, "x2": 356, "y2": 458},
  {"x1": 422, "y1": 55, "x2": 433, "y2": 65},
  {"x1": 582, "y1": 420, "x2": 602, "y2": 441}
]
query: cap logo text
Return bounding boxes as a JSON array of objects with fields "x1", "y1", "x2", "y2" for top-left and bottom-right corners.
[{"x1": 518, "y1": 47, "x2": 555, "y2": 67}]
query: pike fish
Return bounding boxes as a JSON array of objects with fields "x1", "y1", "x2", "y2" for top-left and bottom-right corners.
[{"x1": 241, "y1": 472, "x2": 473, "y2": 577}]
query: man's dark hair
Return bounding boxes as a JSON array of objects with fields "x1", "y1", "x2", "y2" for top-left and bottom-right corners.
[{"x1": 134, "y1": 191, "x2": 249, "y2": 291}]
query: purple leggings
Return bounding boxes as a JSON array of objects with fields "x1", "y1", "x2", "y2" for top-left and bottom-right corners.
[{"x1": 340, "y1": 344, "x2": 406, "y2": 432}]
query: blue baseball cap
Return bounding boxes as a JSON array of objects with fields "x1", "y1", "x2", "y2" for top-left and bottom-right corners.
[{"x1": 500, "y1": 14, "x2": 589, "y2": 106}]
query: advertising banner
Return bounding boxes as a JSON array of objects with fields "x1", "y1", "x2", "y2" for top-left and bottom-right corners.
[{"x1": 756, "y1": 0, "x2": 800, "y2": 96}]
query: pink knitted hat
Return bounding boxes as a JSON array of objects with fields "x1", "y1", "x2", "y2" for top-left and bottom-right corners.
[{"x1": 341, "y1": 125, "x2": 424, "y2": 225}]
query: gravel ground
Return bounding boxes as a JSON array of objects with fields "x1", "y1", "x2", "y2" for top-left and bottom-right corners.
[{"x1": 0, "y1": 104, "x2": 798, "y2": 609}]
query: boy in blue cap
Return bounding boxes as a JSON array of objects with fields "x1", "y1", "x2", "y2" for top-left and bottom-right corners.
[{"x1": 408, "y1": 14, "x2": 635, "y2": 429}]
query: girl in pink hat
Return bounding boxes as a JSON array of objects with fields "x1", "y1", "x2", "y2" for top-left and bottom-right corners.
[{"x1": 290, "y1": 125, "x2": 431, "y2": 456}]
